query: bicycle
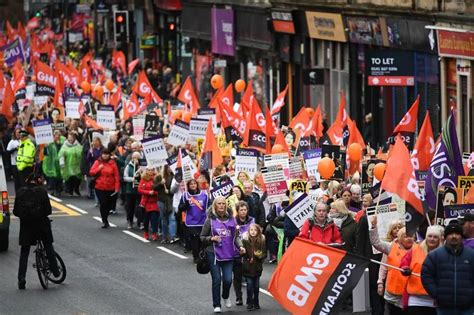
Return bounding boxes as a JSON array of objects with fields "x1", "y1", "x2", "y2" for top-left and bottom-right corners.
[{"x1": 33, "y1": 239, "x2": 66, "y2": 289}]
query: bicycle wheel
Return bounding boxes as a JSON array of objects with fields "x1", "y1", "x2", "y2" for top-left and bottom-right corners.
[
  {"x1": 35, "y1": 248, "x2": 49, "y2": 289},
  {"x1": 46, "y1": 253, "x2": 66, "y2": 284}
]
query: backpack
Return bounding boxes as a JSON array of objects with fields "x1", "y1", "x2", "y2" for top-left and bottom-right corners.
[{"x1": 13, "y1": 186, "x2": 46, "y2": 219}]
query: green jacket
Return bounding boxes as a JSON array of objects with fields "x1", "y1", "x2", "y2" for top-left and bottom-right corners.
[
  {"x1": 17, "y1": 138, "x2": 36, "y2": 171},
  {"x1": 123, "y1": 160, "x2": 140, "y2": 194},
  {"x1": 42, "y1": 137, "x2": 65, "y2": 178},
  {"x1": 58, "y1": 140, "x2": 83, "y2": 180}
]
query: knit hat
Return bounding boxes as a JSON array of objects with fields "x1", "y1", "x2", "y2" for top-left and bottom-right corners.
[{"x1": 444, "y1": 223, "x2": 463, "y2": 238}]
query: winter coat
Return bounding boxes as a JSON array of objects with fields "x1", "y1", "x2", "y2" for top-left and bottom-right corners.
[
  {"x1": 421, "y1": 245, "x2": 474, "y2": 310},
  {"x1": 299, "y1": 218, "x2": 343, "y2": 244},
  {"x1": 241, "y1": 232, "x2": 267, "y2": 277},
  {"x1": 137, "y1": 178, "x2": 159, "y2": 212},
  {"x1": 89, "y1": 158, "x2": 120, "y2": 192},
  {"x1": 58, "y1": 140, "x2": 83, "y2": 180},
  {"x1": 42, "y1": 138, "x2": 64, "y2": 178},
  {"x1": 123, "y1": 160, "x2": 140, "y2": 194},
  {"x1": 13, "y1": 184, "x2": 54, "y2": 246},
  {"x1": 86, "y1": 147, "x2": 103, "y2": 171},
  {"x1": 284, "y1": 215, "x2": 300, "y2": 246},
  {"x1": 338, "y1": 216, "x2": 357, "y2": 252}
]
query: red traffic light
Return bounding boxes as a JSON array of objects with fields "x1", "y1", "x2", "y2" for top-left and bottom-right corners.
[
  {"x1": 169, "y1": 23, "x2": 175, "y2": 31},
  {"x1": 116, "y1": 15, "x2": 124, "y2": 23}
]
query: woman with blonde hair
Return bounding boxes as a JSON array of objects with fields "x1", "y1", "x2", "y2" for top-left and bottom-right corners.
[
  {"x1": 200, "y1": 196, "x2": 245, "y2": 313},
  {"x1": 370, "y1": 217, "x2": 415, "y2": 314},
  {"x1": 399, "y1": 225, "x2": 444, "y2": 314},
  {"x1": 137, "y1": 167, "x2": 160, "y2": 240},
  {"x1": 329, "y1": 199, "x2": 356, "y2": 252}
]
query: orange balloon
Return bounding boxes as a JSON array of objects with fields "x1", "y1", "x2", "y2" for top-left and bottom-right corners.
[
  {"x1": 182, "y1": 111, "x2": 192, "y2": 123},
  {"x1": 318, "y1": 157, "x2": 336, "y2": 180},
  {"x1": 305, "y1": 107, "x2": 314, "y2": 117},
  {"x1": 347, "y1": 143, "x2": 363, "y2": 161},
  {"x1": 94, "y1": 85, "x2": 104, "y2": 99},
  {"x1": 105, "y1": 79, "x2": 114, "y2": 91},
  {"x1": 31, "y1": 75, "x2": 36, "y2": 82},
  {"x1": 271, "y1": 144, "x2": 286, "y2": 154},
  {"x1": 172, "y1": 109, "x2": 183, "y2": 120},
  {"x1": 374, "y1": 163, "x2": 386, "y2": 181},
  {"x1": 235, "y1": 79, "x2": 246, "y2": 93},
  {"x1": 80, "y1": 81, "x2": 91, "y2": 93},
  {"x1": 210, "y1": 74, "x2": 224, "y2": 90}
]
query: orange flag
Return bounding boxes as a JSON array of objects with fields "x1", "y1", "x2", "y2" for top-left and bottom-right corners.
[
  {"x1": 35, "y1": 61, "x2": 57, "y2": 96},
  {"x1": 393, "y1": 95, "x2": 420, "y2": 134},
  {"x1": 177, "y1": 76, "x2": 200, "y2": 114},
  {"x1": 381, "y1": 136, "x2": 424, "y2": 217},
  {"x1": 123, "y1": 94, "x2": 140, "y2": 121},
  {"x1": 2, "y1": 79, "x2": 14, "y2": 119},
  {"x1": 347, "y1": 118, "x2": 366, "y2": 148},
  {"x1": 242, "y1": 99, "x2": 266, "y2": 153},
  {"x1": 240, "y1": 80, "x2": 253, "y2": 116},
  {"x1": 199, "y1": 120, "x2": 223, "y2": 171},
  {"x1": 132, "y1": 71, "x2": 163, "y2": 105},
  {"x1": 325, "y1": 91, "x2": 348, "y2": 146},
  {"x1": 271, "y1": 84, "x2": 288, "y2": 116},
  {"x1": 109, "y1": 83, "x2": 122, "y2": 110},
  {"x1": 274, "y1": 129, "x2": 290, "y2": 153},
  {"x1": 128, "y1": 58, "x2": 140, "y2": 75},
  {"x1": 208, "y1": 87, "x2": 223, "y2": 109},
  {"x1": 411, "y1": 111, "x2": 434, "y2": 172},
  {"x1": 83, "y1": 115, "x2": 103, "y2": 130},
  {"x1": 289, "y1": 107, "x2": 312, "y2": 134},
  {"x1": 112, "y1": 50, "x2": 127, "y2": 75},
  {"x1": 220, "y1": 84, "x2": 234, "y2": 110},
  {"x1": 313, "y1": 105, "x2": 324, "y2": 139}
]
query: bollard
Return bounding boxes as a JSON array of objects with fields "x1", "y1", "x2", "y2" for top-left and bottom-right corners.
[{"x1": 352, "y1": 268, "x2": 370, "y2": 312}]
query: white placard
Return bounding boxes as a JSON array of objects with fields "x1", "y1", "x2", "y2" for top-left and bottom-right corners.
[
  {"x1": 32, "y1": 119, "x2": 54, "y2": 145},
  {"x1": 167, "y1": 119, "x2": 189, "y2": 147},
  {"x1": 234, "y1": 148, "x2": 258, "y2": 179},
  {"x1": 264, "y1": 153, "x2": 290, "y2": 180},
  {"x1": 65, "y1": 100, "x2": 81, "y2": 119},
  {"x1": 26, "y1": 84, "x2": 36, "y2": 100},
  {"x1": 141, "y1": 136, "x2": 168, "y2": 167},
  {"x1": 188, "y1": 118, "x2": 208, "y2": 144},
  {"x1": 303, "y1": 149, "x2": 322, "y2": 181},
  {"x1": 166, "y1": 150, "x2": 198, "y2": 178},
  {"x1": 96, "y1": 105, "x2": 116, "y2": 130},
  {"x1": 133, "y1": 116, "x2": 145, "y2": 141},
  {"x1": 367, "y1": 203, "x2": 405, "y2": 254},
  {"x1": 285, "y1": 193, "x2": 316, "y2": 229},
  {"x1": 33, "y1": 95, "x2": 49, "y2": 107}
]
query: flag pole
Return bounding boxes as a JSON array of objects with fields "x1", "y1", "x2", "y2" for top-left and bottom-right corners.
[
  {"x1": 370, "y1": 259, "x2": 420, "y2": 277},
  {"x1": 374, "y1": 184, "x2": 383, "y2": 215},
  {"x1": 433, "y1": 186, "x2": 440, "y2": 225}
]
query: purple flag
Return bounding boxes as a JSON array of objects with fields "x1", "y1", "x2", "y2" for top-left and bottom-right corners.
[
  {"x1": 425, "y1": 110, "x2": 464, "y2": 209},
  {"x1": 211, "y1": 8, "x2": 235, "y2": 57},
  {"x1": 0, "y1": 39, "x2": 25, "y2": 68}
]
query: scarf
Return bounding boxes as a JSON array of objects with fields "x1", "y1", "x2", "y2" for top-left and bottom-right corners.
[{"x1": 329, "y1": 213, "x2": 347, "y2": 229}]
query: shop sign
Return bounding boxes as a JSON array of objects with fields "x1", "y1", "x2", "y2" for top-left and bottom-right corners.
[
  {"x1": 346, "y1": 17, "x2": 384, "y2": 46},
  {"x1": 271, "y1": 11, "x2": 295, "y2": 34},
  {"x1": 305, "y1": 12, "x2": 346, "y2": 42},
  {"x1": 211, "y1": 8, "x2": 235, "y2": 57},
  {"x1": 437, "y1": 30, "x2": 474, "y2": 60},
  {"x1": 140, "y1": 36, "x2": 157, "y2": 49},
  {"x1": 366, "y1": 50, "x2": 415, "y2": 86}
]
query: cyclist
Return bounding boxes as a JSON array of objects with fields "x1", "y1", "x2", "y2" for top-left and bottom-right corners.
[{"x1": 13, "y1": 173, "x2": 60, "y2": 290}]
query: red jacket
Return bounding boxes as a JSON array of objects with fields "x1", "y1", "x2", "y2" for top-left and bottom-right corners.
[
  {"x1": 299, "y1": 219, "x2": 342, "y2": 244},
  {"x1": 138, "y1": 178, "x2": 159, "y2": 212},
  {"x1": 89, "y1": 158, "x2": 120, "y2": 192}
]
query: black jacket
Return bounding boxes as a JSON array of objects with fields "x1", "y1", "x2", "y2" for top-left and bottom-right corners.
[{"x1": 422, "y1": 245, "x2": 474, "y2": 310}]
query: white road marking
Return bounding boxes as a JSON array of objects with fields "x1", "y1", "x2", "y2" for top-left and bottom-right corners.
[
  {"x1": 66, "y1": 204, "x2": 88, "y2": 214},
  {"x1": 123, "y1": 230, "x2": 150, "y2": 243},
  {"x1": 48, "y1": 194, "x2": 62, "y2": 202},
  {"x1": 93, "y1": 216, "x2": 117, "y2": 227},
  {"x1": 259, "y1": 288, "x2": 273, "y2": 297},
  {"x1": 156, "y1": 246, "x2": 188, "y2": 259}
]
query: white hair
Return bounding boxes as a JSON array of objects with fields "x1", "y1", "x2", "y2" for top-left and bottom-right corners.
[
  {"x1": 426, "y1": 225, "x2": 444, "y2": 237},
  {"x1": 350, "y1": 184, "x2": 362, "y2": 195}
]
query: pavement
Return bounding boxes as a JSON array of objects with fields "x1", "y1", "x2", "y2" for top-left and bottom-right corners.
[{"x1": 0, "y1": 181, "x2": 370, "y2": 314}]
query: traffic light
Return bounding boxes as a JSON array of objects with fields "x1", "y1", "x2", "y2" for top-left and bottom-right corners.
[
  {"x1": 113, "y1": 11, "x2": 129, "y2": 44},
  {"x1": 35, "y1": 11, "x2": 41, "y2": 17}
]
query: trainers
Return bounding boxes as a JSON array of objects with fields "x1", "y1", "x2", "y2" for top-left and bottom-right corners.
[
  {"x1": 127, "y1": 223, "x2": 132, "y2": 229},
  {"x1": 224, "y1": 298, "x2": 232, "y2": 308},
  {"x1": 18, "y1": 280, "x2": 26, "y2": 290},
  {"x1": 152, "y1": 233, "x2": 158, "y2": 241},
  {"x1": 170, "y1": 237, "x2": 180, "y2": 244},
  {"x1": 213, "y1": 307, "x2": 222, "y2": 313},
  {"x1": 236, "y1": 298, "x2": 243, "y2": 306},
  {"x1": 143, "y1": 232, "x2": 149, "y2": 240}
]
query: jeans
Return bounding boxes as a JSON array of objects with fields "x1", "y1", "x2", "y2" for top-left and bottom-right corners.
[
  {"x1": 86, "y1": 175, "x2": 96, "y2": 199},
  {"x1": 18, "y1": 242, "x2": 59, "y2": 281},
  {"x1": 437, "y1": 309, "x2": 474, "y2": 315},
  {"x1": 233, "y1": 257, "x2": 243, "y2": 300},
  {"x1": 207, "y1": 251, "x2": 233, "y2": 308},
  {"x1": 143, "y1": 211, "x2": 159, "y2": 233},
  {"x1": 246, "y1": 276, "x2": 260, "y2": 307},
  {"x1": 160, "y1": 204, "x2": 177, "y2": 239},
  {"x1": 95, "y1": 189, "x2": 115, "y2": 225}
]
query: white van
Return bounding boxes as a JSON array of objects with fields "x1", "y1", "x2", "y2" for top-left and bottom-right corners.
[{"x1": 0, "y1": 158, "x2": 10, "y2": 251}]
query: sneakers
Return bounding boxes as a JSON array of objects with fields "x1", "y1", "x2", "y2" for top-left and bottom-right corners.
[
  {"x1": 144, "y1": 232, "x2": 149, "y2": 240},
  {"x1": 18, "y1": 279, "x2": 26, "y2": 290},
  {"x1": 236, "y1": 298, "x2": 243, "y2": 306},
  {"x1": 213, "y1": 306, "x2": 222, "y2": 313},
  {"x1": 109, "y1": 210, "x2": 117, "y2": 215},
  {"x1": 224, "y1": 298, "x2": 232, "y2": 308},
  {"x1": 170, "y1": 237, "x2": 180, "y2": 244},
  {"x1": 127, "y1": 223, "x2": 132, "y2": 229},
  {"x1": 152, "y1": 233, "x2": 158, "y2": 241},
  {"x1": 101, "y1": 224, "x2": 110, "y2": 229}
]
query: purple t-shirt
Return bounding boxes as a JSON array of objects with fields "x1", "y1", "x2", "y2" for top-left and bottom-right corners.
[{"x1": 463, "y1": 238, "x2": 474, "y2": 249}]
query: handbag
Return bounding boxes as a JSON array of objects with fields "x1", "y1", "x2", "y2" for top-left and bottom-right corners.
[{"x1": 196, "y1": 246, "x2": 210, "y2": 274}]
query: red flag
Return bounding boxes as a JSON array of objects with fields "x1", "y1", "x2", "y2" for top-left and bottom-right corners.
[
  {"x1": 12, "y1": 61, "x2": 26, "y2": 100},
  {"x1": 381, "y1": 136, "x2": 424, "y2": 215},
  {"x1": 268, "y1": 238, "x2": 369, "y2": 315},
  {"x1": 79, "y1": 53, "x2": 92, "y2": 83},
  {"x1": 132, "y1": 71, "x2": 163, "y2": 105},
  {"x1": 17, "y1": 22, "x2": 26, "y2": 41},
  {"x1": 6, "y1": 21, "x2": 16, "y2": 41},
  {"x1": 393, "y1": 95, "x2": 420, "y2": 134},
  {"x1": 313, "y1": 105, "x2": 324, "y2": 139},
  {"x1": 110, "y1": 83, "x2": 122, "y2": 110},
  {"x1": 271, "y1": 84, "x2": 288, "y2": 115},
  {"x1": 347, "y1": 118, "x2": 366, "y2": 148},
  {"x1": 208, "y1": 87, "x2": 223, "y2": 110},
  {"x1": 1, "y1": 79, "x2": 14, "y2": 119},
  {"x1": 84, "y1": 115, "x2": 103, "y2": 130},
  {"x1": 35, "y1": 61, "x2": 57, "y2": 96},
  {"x1": 242, "y1": 99, "x2": 266, "y2": 153},
  {"x1": 128, "y1": 58, "x2": 140, "y2": 75},
  {"x1": 274, "y1": 129, "x2": 290, "y2": 154},
  {"x1": 199, "y1": 120, "x2": 223, "y2": 171},
  {"x1": 177, "y1": 76, "x2": 200, "y2": 114},
  {"x1": 220, "y1": 84, "x2": 234, "y2": 110},
  {"x1": 411, "y1": 111, "x2": 434, "y2": 172},
  {"x1": 240, "y1": 80, "x2": 253, "y2": 115},
  {"x1": 123, "y1": 93, "x2": 140, "y2": 121},
  {"x1": 289, "y1": 107, "x2": 312, "y2": 135},
  {"x1": 112, "y1": 50, "x2": 127, "y2": 76}
]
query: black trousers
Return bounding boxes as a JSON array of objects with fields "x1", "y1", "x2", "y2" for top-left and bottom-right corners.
[
  {"x1": 65, "y1": 176, "x2": 81, "y2": 194},
  {"x1": 233, "y1": 257, "x2": 243, "y2": 300},
  {"x1": 387, "y1": 303, "x2": 407, "y2": 315},
  {"x1": 125, "y1": 193, "x2": 139, "y2": 224},
  {"x1": 95, "y1": 189, "x2": 115, "y2": 225},
  {"x1": 368, "y1": 262, "x2": 385, "y2": 315},
  {"x1": 185, "y1": 226, "x2": 202, "y2": 259},
  {"x1": 12, "y1": 165, "x2": 21, "y2": 193},
  {"x1": 407, "y1": 307, "x2": 436, "y2": 315},
  {"x1": 18, "y1": 242, "x2": 58, "y2": 281},
  {"x1": 18, "y1": 166, "x2": 33, "y2": 189}
]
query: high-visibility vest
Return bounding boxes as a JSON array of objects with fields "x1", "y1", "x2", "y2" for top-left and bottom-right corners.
[
  {"x1": 16, "y1": 138, "x2": 35, "y2": 171},
  {"x1": 407, "y1": 244, "x2": 428, "y2": 295},
  {"x1": 386, "y1": 243, "x2": 408, "y2": 296}
]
